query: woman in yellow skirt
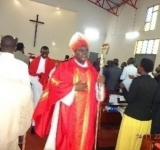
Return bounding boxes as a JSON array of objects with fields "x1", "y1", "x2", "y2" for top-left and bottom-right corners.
[{"x1": 116, "y1": 58, "x2": 157, "y2": 150}]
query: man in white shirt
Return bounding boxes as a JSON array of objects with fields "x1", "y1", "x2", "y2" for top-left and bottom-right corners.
[
  {"x1": 0, "y1": 35, "x2": 33, "y2": 149},
  {"x1": 120, "y1": 57, "x2": 137, "y2": 91}
]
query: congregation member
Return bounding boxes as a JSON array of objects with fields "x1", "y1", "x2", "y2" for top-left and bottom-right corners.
[
  {"x1": 104, "y1": 60, "x2": 112, "y2": 68},
  {"x1": 113, "y1": 58, "x2": 119, "y2": 66},
  {"x1": 0, "y1": 35, "x2": 33, "y2": 149},
  {"x1": 14, "y1": 42, "x2": 29, "y2": 65},
  {"x1": 120, "y1": 62, "x2": 127, "y2": 70},
  {"x1": 116, "y1": 58, "x2": 157, "y2": 150},
  {"x1": 64, "y1": 54, "x2": 70, "y2": 61},
  {"x1": 120, "y1": 57, "x2": 137, "y2": 91},
  {"x1": 29, "y1": 46, "x2": 55, "y2": 132},
  {"x1": 103, "y1": 60, "x2": 122, "y2": 92},
  {"x1": 33, "y1": 32, "x2": 105, "y2": 150}
]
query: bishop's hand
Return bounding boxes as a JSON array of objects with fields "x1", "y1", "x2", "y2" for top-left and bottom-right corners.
[
  {"x1": 97, "y1": 75, "x2": 105, "y2": 85},
  {"x1": 75, "y1": 81, "x2": 88, "y2": 91}
]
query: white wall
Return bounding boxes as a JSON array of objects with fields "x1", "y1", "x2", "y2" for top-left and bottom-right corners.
[
  {"x1": 32, "y1": 0, "x2": 109, "y2": 54},
  {"x1": 105, "y1": 0, "x2": 160, "y2": 67},
  {"x1": 0, "y1": 0, "x2": 77, "y2": 60}
]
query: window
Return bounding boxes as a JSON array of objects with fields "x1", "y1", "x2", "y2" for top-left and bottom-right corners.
[
  {"x1": 144, "y1": 4, "x2": 159, "y2": 31},
  {"x1": 135, "y1": 39, "x2": 160, "y2": 54}
]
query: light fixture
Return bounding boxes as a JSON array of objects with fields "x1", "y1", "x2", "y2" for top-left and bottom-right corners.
[
  {"x1": 52, "y1": 42, "x2": 56, "y2": 46},
  {"x1": 56, "y1": 7, "x2": 60, "y2": 10},
  {"x1": 84, "y1": 28, "x2": 99, "y2": 41},
  {"x1": 126, "y1": 31, "x2": 139, "y2": 39},
  {"x1": 14, "y1": 0, "x2": 20, "y2": 5}
]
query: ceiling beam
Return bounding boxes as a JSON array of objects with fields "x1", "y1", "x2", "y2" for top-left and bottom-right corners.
[
  {"x1": 88, "y1": 0, "x2": 138, "y2": 16},
  {"x1": 88, "y1": 0, "x2": 119, "y2": 16},
  {"x1": 122, "y1": 0, "x2": 138, "y2": 9}
]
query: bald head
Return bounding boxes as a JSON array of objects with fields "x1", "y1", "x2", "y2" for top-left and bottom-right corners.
[{"x1": 1, "y1": 35, "x2": 16, "y2": 53}]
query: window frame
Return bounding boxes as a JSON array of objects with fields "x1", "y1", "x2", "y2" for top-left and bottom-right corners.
[
  {"x1": 144, "y1": 4, "x2": 160, "y2": 32},
  {"x1": 134, "y1": 38, "x2": 160, "y2": 54}
]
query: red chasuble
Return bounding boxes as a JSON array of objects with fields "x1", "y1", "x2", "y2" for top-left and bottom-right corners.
[
  {"x1": 29, "y1": 56, "x2": 55, "y2": 90},
  {"x1": 33, "y1": 58, "x2": 99, "y2": 150}
]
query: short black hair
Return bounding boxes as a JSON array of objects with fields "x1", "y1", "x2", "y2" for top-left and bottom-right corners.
[
  {"x1": 65, "y1": 55, "x2": 69, "y2": 59},
  {"x1": 113, "y1": 58, "x2": 119, "y2": 66},
  {"x1": 140, "y1": 58, "x2": 154, "y2": 73},
  {"x1": 1, "y1": 35, "x2": 16, "y2": 48},
  {"x1": 40, "y1": 46, "x2": 49, "y2": 52},
  {"x1": 129, "y1": 57, "x2": 135, "y2": 64},
  {"x1": 16, "y1": 43, "x2": 24, "y2": 51}
]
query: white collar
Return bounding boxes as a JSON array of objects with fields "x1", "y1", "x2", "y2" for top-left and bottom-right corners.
[
  {"x1": 74, "y1": 59, "x2": 88, "y2": 68},
  {"x1": 0, "y1": 52, "x2": 14, "y2": 59}
]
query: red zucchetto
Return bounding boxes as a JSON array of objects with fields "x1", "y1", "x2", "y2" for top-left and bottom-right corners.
[{"x1": 69, "y1": 32, "x2": 89, "y2": 51}]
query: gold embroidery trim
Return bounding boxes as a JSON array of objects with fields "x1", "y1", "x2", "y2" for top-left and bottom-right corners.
[
  {"x1": 51, "y1": 77, "x2": 61, "y2": 86},
  {"x1": 40, "y1": 91, "x2": 49, "y2": 101}
]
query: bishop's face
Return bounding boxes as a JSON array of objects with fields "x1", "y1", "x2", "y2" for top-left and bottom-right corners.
[
  {"x1": 74, "y1": 45, "x2": 89, "y2": 64},
  {"x1": 41, "y1": 48, "x2": 49, "y2": 59}
]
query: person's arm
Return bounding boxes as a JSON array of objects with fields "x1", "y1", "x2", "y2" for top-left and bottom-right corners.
[
  {"x1": 121, "y1": 79, "x2": 138, "y2": 103},
  {"x1": 60, "y1": 86, "x2": 75, "y2": 106},
  {"x1": 120, "y1": 67, "x2": 127, "y2": 80}
]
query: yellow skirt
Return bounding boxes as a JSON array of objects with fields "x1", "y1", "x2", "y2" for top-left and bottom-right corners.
[{"x1": 115, "y1": 114, "x2": 151, "y2": 150}]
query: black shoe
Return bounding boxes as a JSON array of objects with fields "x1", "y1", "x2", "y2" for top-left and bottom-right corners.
[{"x1": 31, "y1": 126, "x2": 35, "y2": 134}]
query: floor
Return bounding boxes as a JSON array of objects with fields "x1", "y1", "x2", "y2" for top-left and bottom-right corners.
[
  {"x1": 24, "y1": 109, "x2": 120, "y2": 150},
  {"x1": 24, "y1": 128, "x2": 116, "y2": 150}
]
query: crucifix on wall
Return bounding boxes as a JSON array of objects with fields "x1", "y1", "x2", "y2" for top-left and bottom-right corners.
[{"x1": 30, "y1": 15, "x2": 44, "y2": 47}]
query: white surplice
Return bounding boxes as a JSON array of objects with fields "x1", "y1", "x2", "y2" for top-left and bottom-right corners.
[
  {"x1": 44, "y1": 59, "x2": 105, "y2": 150},
  {"x1": 0, "y1": 52, "x2": 30, "y2": 85},
  {"x1": 0, "y1": 52, "x2": 33, "y2": 150}
]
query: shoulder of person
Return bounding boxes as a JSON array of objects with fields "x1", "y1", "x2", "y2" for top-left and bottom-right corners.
[
  {"x1": 133, "y1": 75, "x2": 142, "y2": 81},
  {"x1": 15, "y1": 58, "x2": 28, "y2": 68}
]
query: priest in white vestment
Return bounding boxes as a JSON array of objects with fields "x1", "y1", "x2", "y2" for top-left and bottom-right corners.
[{"x1": 0, "y1": 35, "x2": 33, "y2": 150}]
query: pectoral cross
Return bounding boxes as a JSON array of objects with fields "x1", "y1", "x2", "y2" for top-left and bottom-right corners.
[{"x1": 30, "y1": 15, "x2": 44, "y2": 47}]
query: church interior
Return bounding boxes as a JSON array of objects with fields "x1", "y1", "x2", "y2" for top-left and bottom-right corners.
[{"x1": 1, "y1": 0, "x2": 160, "y2": 149}]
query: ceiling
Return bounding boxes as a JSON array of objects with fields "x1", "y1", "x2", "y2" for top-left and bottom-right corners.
[{"x1": 88, "y1": 0, "x2": 138, "y2": 16}]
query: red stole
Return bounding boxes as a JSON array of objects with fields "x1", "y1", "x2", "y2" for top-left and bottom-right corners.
[
  {"x1": 33, "y1": 58, "x2": 100, "y2": 150},
  {"x1": 29, "y1": 56, "x2": 55, "y2": 89}
]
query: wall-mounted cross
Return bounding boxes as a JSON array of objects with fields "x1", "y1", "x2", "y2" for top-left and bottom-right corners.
[{"x1": 30, "y1": 15, "x2": 44, "y2": 47}]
